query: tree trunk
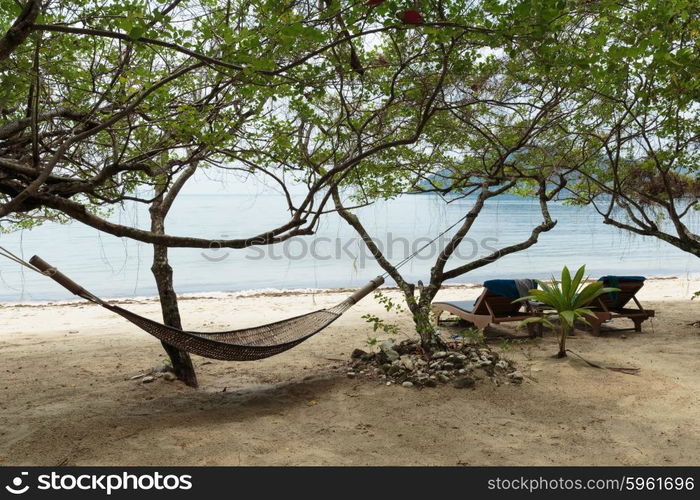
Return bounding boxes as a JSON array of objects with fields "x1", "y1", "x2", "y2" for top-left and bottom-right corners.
[
  {"x1": 150, "y1": 208, "x2": 198, "y2": 388},
  {"x1": 408, "y1": 289, "x2": 446, "y2": 352}
]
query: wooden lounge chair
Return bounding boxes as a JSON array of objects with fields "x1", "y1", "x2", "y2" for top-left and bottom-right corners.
[
  {"x1": 432, "y1": 279, "x2": 543, "y2": 337},
  {"x1": 586, "y1": 276, "x2": 655, "y2": 336}
]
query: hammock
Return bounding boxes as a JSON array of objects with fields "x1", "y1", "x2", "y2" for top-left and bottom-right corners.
[
  {"x1": 1, "y1": 212, "x2": 470, "y2": 361},
  {"x1": 24, "y1": 255, "x2": 384, "y2": 361}
]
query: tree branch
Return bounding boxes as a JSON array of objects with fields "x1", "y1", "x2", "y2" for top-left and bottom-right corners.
[{"x1": 0, "y1": 0, "x2": 40, "y2": 60}]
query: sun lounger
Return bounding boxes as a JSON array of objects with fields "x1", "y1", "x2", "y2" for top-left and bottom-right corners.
[
  {"x1": 586, "y1": 276, "x2": 655, "y2": 335},
  {"x1": 432, "y1": 279, "x2": 543, "y2": 337}
]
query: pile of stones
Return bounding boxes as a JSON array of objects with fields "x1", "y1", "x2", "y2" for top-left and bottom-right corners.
[{"x1": 347, "y1": 338, "x2": 524, "y2": 389}]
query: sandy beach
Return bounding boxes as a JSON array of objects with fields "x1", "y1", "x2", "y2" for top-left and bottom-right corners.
[{"x1": 1, "y1": 277, "x2": 699, "y2": 466}]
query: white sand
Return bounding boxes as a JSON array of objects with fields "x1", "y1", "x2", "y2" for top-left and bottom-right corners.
[{"x1": 0, "y1": 277, "x2": 699, "y2": 465}]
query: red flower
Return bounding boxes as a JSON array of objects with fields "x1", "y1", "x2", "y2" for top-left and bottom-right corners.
[{"x1": 399, "y1": 9, "x2": 423, "y2": 24}]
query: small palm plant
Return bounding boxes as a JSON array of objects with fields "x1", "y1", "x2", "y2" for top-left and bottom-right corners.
[{"x1": 516, "y1": 266, "x2": 620, "y2": 358}]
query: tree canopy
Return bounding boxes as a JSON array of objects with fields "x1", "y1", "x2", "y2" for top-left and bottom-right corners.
[{"x1": 1, "y1": 1, "x2": 697, "y2": 350}]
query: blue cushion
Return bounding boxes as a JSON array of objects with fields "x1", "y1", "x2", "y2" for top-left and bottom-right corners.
[
  {"x1": 598, "y1": 276, "x2": 646, "y2": 306},
  {"x1": 483, "y1": 279, "x2": 537, "y2": 299},
  {"x1": 598, "y1": 275, "x2": 646, "y2": 283}
]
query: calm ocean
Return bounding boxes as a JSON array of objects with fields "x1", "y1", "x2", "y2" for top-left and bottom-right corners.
[{"x1": 0, "y1": 193, "x2": 698, "y2": 302}]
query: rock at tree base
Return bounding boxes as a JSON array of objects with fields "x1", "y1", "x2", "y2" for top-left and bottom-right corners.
[
  {"x1": 351, "y1": 348, "x2": 367, "y2": 359},
  {"x1": 400, "y1": 356, "x2": 414, "y2": 371},
  {"x1": 507, "y1": 371, "x2": 524, "y2": 383},
  {"x1": 379, "y1": 339, "x2": 400, "y2": 363},
  {"x1": 454, "y1": 376, "x2": 476, "y2": 389}
]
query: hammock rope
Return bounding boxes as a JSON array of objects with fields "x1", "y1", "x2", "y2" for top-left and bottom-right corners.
[{"x1": 388, "y1": 210, "x2": 472, "y2": 273}]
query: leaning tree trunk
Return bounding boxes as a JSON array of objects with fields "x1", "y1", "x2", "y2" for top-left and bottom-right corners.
[{"x1": 150, "y1": 207, "x2": 198, "y2": 387}]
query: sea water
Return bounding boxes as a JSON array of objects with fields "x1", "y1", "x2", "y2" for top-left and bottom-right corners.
[{"x1": 0, "y1": 193, "x2": 698, "y2": 302}]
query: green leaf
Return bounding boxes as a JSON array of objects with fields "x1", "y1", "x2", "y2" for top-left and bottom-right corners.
[
  {"x1": 128, "y1": 26, "x2": 145, "y2": 40},
  {"x1": 560, "y1": 310, "x2": 576, "y2": 327}
]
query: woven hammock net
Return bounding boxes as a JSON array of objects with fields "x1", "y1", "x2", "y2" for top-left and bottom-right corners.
[
  {"x1": 28, "y1": 254, "x2": 384, "y2": 361},
  {"x1": 104, "y1": 301, "x2": 353, "y2": 361}
]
